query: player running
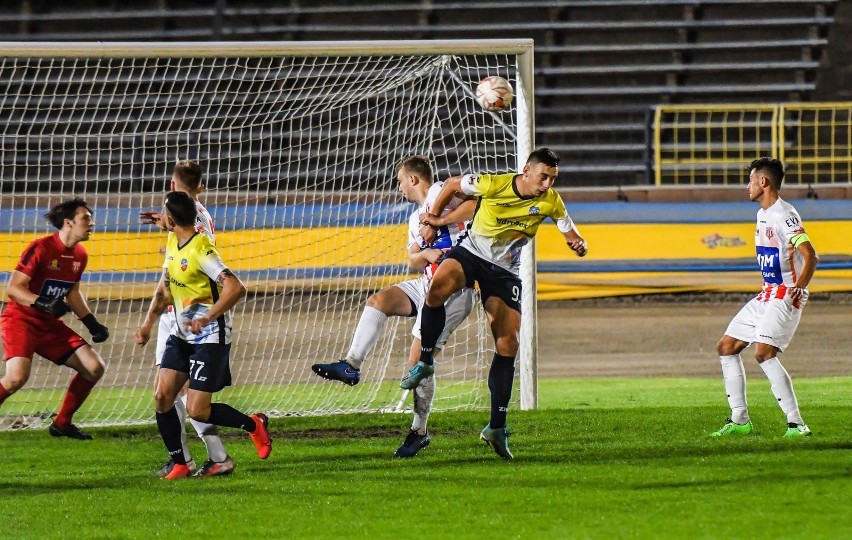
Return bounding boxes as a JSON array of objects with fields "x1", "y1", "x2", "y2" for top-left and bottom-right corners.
[
  {"x1": 409, "y1": 148, "x2": 587, "y2": 459},
  {"x1": 0, "y1": 199, "x2": 109, "y2": 440},
  {"x1": 138, "y1": 160, "x2": 233, "y2": 478},
  {"x1": 711, "y1": 157, "x2": 818, "y2": 438},
  {"x1": 134, "y1": 191, "x2": 271, "y2": 479},
  {"x1": 311, "y1": 155, "x2": 476, "y2": 457}
]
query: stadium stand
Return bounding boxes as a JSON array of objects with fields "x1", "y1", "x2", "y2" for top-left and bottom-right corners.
[{"x1": 0, "y1": 0, "x2": 842, "y2": 187}]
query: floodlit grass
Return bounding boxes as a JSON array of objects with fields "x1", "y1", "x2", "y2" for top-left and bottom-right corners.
[{"x1": 0, "y1": 377, "x2": 849, "y2": 539}]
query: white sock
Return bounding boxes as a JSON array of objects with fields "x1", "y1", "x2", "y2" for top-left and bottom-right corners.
[
  {"x1": 180, "y1": 394, "x2": 228, "y2": 462},
  {"x1": 411, "y1": 375, "x2": 435, "y2": 435},
  {"x1": 760, "y1": 357, "x2": 804, "y2": 425},
  {"x1": 345, "y1": 306, "x2": 388, "y2": 369},
  {"x1": 173, "y1": 394, "x2": 192, "y2": 463},
  {"x1": 719, "y1": 355, "x2": 749, "y2": 424}
]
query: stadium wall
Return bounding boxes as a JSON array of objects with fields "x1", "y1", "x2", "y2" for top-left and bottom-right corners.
[{"x1": 0, "y1": 201, "x2": 849, "y2": 300}]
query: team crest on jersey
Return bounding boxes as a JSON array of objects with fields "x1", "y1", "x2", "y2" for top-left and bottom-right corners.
[
  {"x1": 765, "y1": 228, "x2": 774, "y2": 239},
  {"x1": 528, "y1": 206, "x2": 540, "y2": 215},
  {"x1": 180, "y1": 258, "x2": 188, "y2": 271},
  {"x1": 48, "y1": 259, "x2": 60, "y2": 270},
  {"x1": 72, "y1": 261, "x2": 81, "y2": 272}
]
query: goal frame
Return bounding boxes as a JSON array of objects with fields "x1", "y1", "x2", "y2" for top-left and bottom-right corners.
[{"x1": 0, "y1": 39, "x2": 538, "y2": 410}]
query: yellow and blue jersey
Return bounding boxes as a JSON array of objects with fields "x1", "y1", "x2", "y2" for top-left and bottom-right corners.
[{"x1": 165, "y1": 232, "x2": 231, "y2": 344}]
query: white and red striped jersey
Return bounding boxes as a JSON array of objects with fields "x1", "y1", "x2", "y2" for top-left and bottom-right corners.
[
  {"x1": 754, "y1": 197, "x2": 807, "y2": 303},
  {"x1": 407, "y1": 181, "x2": 468, "y2": 281}
]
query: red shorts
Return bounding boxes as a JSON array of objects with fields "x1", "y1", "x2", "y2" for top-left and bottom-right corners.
[{"x1": 1, "y1": 313, "x2": 87, "y2": 365}]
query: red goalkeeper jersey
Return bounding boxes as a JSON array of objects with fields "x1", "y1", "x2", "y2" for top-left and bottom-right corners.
[{"x1": 2, "y1": 232, "x2": 88, "y2": 322}]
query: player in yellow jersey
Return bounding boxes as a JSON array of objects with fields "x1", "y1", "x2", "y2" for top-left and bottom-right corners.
[
  {"x1": 406, "y1": 148, "x2": 587, "y2": 459},
  {"x1": 134, "y1": 191, "x2": 271, "y2": 479}
]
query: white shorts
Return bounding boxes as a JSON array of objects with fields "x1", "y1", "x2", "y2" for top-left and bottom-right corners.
[
  {"x1": 154, "y1": 310, "x2": 177, "y2": 366},
  {"x1": 724, "y1": 296, "x2": 803, "y2": 352},
  {"x1": 395, "y1": 277, "x2": 475, "y2": 349}
]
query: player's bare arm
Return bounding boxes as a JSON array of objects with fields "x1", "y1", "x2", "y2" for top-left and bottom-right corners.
[
  {"x1": 562, "y1": 228, "x2": 588, "y2": 257},
  {"x1": 419, "y1": 198, "x2": 476, "y2": 245},
  {"x1": 134, "y1": 270, "x2": 172, "y2": 345},
  {"x1": 140, "y1": 210, "x2": 167, "y2": 231},
  {"x1": 420, "y1": 175, "x2": 464, "y2": 225},
  {"x1": 407, "y1": 243, "x2": 443, "y2": 272},
  {"x1": 790, "y1": 240, "x2": 819, "y2": 303},
  {"x1": 186, "y1": 269, "x2": 246, "y2": 334}
]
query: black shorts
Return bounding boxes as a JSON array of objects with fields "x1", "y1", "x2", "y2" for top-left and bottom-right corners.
[
  {"x1": 160, "y1": 335, "x2": 233, "y2": 393},
  {"x1": 444, "y1": 246, "x2": 522, "y2": 313}
]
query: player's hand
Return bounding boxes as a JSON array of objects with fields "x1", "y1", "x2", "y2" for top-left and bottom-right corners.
[
  {"x1": 789, "y1": 286, "x2": 805, "y2": 304},
  {"x1": 81, "y1": 314, "x2": 110, "y2": 343},
  {"x1": 187, "y1": 315, "x2": 211, "y2": 335},
  {"x1": 419, "y1": 212, "x2": 441, "y2": 227},
  {"x1": 32, "y1": 296, "x2": 70, "y2": 317},
  {"x1": 424, "y1": 248, "x2": 444, "y2": 264},
  {"x1": 419, "y1": 223, "x2": 437, "y2": 245},
  {"x1": 568, "y1": 238, "x2": 588, "y2": 257},
  {"x1": 133, "y1": 327, "x2": 151, "y2": 346},
  {"x1": 140, "y1": 210, "x2": 166, "y2": 230}
]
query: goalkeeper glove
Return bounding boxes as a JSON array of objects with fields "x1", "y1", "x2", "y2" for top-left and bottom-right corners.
[
  {"x1": 81, "y1": 314, "x2": 110, "y2": 343},
  {"x1": 32, "y1": 296, "x2": 70, "y2": 318}
]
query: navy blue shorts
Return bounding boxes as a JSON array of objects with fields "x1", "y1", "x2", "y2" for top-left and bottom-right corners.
[
  {"x1": 160, "y1": 335, "x2": 233, "y2": 393},
  {"x1": 443, "y1": 246, "x2": 522, "y2": 313}
]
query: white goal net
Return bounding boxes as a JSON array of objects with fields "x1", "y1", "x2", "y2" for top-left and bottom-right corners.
[{"x1": 0, "y1": 41, "x2": 534, "y2": 428}]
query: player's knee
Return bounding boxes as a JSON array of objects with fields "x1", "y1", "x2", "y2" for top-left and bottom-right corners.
[
  {"x1": 153, "y1": 388, "x2": 175, "y2": 412},
  {"x1": 365, "y1": 293, "x2": 381, "y2": 309},
  {"x1": 1, "y1": 372, "x2": 29, "y2": 392},
  {"x1": 186, "y1": 403, "x2": 210, "y2": 423},
  {"x1": 86, "y1": 361, "x2": 105, "y2": 381},
  {"x1": 494, "y1": 336, "x2": 519, "y2": 357},
  {"x1": 716, "y1": 338, "x2": 737, "y2": 356},
  {"x1": 753, "y1": 350, "x2": 773, "y2": 363}
]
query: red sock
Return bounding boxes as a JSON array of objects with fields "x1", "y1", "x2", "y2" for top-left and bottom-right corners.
[
  {"x1": 54, "y1": 374, "x2": 97, "y2": 427},
  {"x1": 0, "y1": 383, "x2": 10, "y2": 408}
]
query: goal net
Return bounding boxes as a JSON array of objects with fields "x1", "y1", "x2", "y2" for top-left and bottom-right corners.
[{"x1": 0, "y1": 41, "x2": 535, "y2": 429}]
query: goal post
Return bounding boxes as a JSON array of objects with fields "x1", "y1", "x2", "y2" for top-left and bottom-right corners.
[{"x1": 0, "y1": 40, "x2": 537, "y2": 429}]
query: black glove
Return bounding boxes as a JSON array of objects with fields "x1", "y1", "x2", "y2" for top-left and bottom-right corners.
[
  {"x1": 32, "y1": 296, "x2": 70, "y2": 317},
  {"x1": 81, "y1": 314, "x2": 110, "y2": 343}
]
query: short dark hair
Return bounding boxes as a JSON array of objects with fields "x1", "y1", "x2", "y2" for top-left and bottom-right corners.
[
  {"x1": 173, "y1": 160, "x2": 203, "y2": 190},
  {"x1": 164, "y1": 191, "x2": 197, "y2": 228},
  {"x1": 395, "y1": 155, "x2": 433, "y2": 183},
  {"x1": 45, "y1": 198, "x2": 91, "y2": 230},
  {"x1": 526, "y1": 148, "x2": 559, "y2": 168},
  {"x1": 749, "y1": 157, "x2": 785, "y2": 189}
]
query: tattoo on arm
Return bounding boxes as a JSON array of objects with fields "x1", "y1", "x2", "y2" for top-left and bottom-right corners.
[{"x1": 217, "y1": 268, "x2": 235, "y2": 286}]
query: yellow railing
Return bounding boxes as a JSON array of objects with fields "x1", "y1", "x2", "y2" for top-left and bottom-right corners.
[{"x1": 654, "y1": 102, "x2": 852, "y2": 185}]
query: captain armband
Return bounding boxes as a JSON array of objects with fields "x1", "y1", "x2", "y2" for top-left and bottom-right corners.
[{"x1": 790, "y1": 233, "x2": 810, "y2": 248}]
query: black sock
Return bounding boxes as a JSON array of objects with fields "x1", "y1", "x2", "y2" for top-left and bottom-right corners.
[
  {"x1": 419, "y1": 303, "x2": 446, "y2": 366},
  {"x1": 156, "y1": 407, "x2": 186, "y2": 465},
  {"x1": 208, "y1": 403, "x2": 256, "y2": 432},
  {"x1": 488, "y1": 354, "x2": 516, "y2": 429}
]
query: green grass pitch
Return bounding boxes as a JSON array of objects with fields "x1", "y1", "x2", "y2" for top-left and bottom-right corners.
[{"x1": 0, "y1": 377, "x2": 849, "y2": 539}]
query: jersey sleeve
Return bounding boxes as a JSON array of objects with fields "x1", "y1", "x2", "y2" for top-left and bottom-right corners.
[
  {"x1": 779, "y1": 208, "x2": 806, "y2": 242},
  {"x1": 196, "y1": 239, "x2": 228, "y2": 282},
  {"x1": 549, "y1": 195, "x2": 576, "y2": 233},
  {"x1": 14, "y1": 240, "x2": 43, "y2": 277},
  {"x1": 407, "y1": 208, "x2": 422, "y2": 250},
  {"x1": 460, "y1": 173, "x2": 494, "y2": 197}
]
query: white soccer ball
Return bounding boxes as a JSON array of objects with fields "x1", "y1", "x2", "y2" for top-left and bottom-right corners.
[{"x1": 475, "y1": 76, "x2": 514, "y2": 112}]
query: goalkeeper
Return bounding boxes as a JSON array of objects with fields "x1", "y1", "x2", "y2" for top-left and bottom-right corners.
[{"x1": 0, "y1": 199, "x2": 109, "y2": 440}]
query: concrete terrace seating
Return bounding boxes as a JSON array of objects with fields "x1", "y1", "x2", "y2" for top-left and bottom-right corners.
[{"x1": 0, "y1": 0, "x2": 839, "y2": 187}]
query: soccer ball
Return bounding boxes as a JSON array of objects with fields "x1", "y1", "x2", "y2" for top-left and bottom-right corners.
[{"x1": 475, "y1": 76, "x2": 514, "y2": 112}]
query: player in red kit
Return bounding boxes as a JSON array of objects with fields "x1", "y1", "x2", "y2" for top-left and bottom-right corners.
[{"x1": 0, "y1": 199, "x2": 110, "y2": 439}]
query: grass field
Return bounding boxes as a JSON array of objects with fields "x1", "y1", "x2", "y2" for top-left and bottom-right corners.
[{"x1": 1, "y1": 377, "x2": 849, "y2": 540}]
